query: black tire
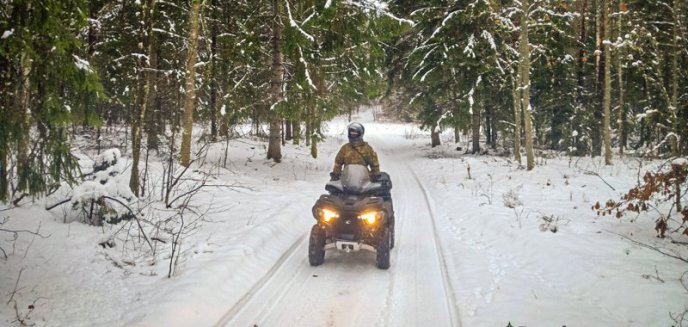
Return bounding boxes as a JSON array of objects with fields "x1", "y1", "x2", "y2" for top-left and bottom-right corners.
[
  {"x1": 389, "y1": 215, "x2": 395, "y2": 249},
  {"x1": 376, "y1": 227, "x2": 391, "y2": 270},
  {"x1": 308, "y1": 224, "x2": 325, "y2": 266}
]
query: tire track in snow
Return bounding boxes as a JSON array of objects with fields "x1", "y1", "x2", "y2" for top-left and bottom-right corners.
[
  {"x1": 213, "y1": 232, "x2": 308, "y2": 327},
  {"x1": 373, "y1": 132, "x2": 462, "y2": 327},
  {"x1": 405, "y1": 163, "x2": 463, "y2": 327}
]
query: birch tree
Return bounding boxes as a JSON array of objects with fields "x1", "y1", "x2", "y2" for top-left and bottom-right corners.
[{"x1": 518, "y1": 0, "x2": 535, "y2": 170}]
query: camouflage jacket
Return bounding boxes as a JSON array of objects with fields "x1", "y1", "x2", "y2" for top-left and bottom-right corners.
[{"x1": 332, "y1": 141, "x2": 380, "y2": 176}]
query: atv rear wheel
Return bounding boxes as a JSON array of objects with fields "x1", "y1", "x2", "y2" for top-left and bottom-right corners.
[
  {"x1": 308, "y1": 224, "x2": 325, "y2": 266},
  {"x1": 389, "y1": 216, "x2": 395, "y2": 249},
  {"x1": 376, "y1": 227, "x2": 391, "y2": 270}
]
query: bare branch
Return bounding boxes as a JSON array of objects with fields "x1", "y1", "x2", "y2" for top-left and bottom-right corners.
[
  {"x1": 607, "y1": 230, "x2": 688, "y2": 264},
  {"x1": 45, "y1": 198, "x2": 72, "y2": 211},
  {"x1": 583, "y1": 170, "x2": 616, "y2": 191},
  {"x1": 0, "y1": 228, "x2": 50, "y2": 238},
  {"x1": 7, "y1": 267, "x2": 24, "y2": 305},
  {"x1": 101, "y1": 196, "x2": 154, "y2": 253}
]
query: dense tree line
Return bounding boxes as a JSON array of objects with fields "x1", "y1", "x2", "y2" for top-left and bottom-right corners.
[
  {"x1": 387, "y1": 0, "x2": 687, "y2": 168},
  {"x1": 0, "y1": 0, "x2": 686, "y2": 202}
]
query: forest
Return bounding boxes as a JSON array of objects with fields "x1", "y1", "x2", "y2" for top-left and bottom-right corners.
[
  {"x1": 2, "y1": 1, "x2": 688, "y2": 326},
  {"x1": 0, "y1": 0, "x2": 686, "y2": 201}
]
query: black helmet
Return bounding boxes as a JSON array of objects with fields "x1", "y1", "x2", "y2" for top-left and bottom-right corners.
[{"x1": 347, "y1": 122, "x2": 364, "y2": 143}]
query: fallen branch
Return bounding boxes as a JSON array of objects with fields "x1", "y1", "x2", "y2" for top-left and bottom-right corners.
[
  {"x1": 607, "y1": 230, "x2": 688, "y2": 264},
  {"x1": 45, "y1": 198, "x2": 72, "y2": 211},
  {"x1": 7, "y1": 267, "x2": 24, "y2": 305},
  {"x1": 0, "y1": 228, "x2": 50, "y2": 238},
  {"x1": 641, "y1": 266, "x2": 665, "y2": 283},
  {"x1": 12, "y1": 296, "x2": 40, "y2": 327},
  {"x1": 584, "y1": 171, "x2": 616, "y2": 191},
  {"x1": 0, "y1": 220, "x2": 50, "y2": 260}
]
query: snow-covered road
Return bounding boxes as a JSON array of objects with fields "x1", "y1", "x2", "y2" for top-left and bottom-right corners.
[{"x1": 216, "y1": 132, "x2": 462, "y2": 327}]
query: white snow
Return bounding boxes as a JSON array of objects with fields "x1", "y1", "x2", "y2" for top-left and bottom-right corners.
[
  {"x1": 1, "y1": 29, "x2": 14, "y2": 39},
  {"x1": 463, "y1": 34, "x2": 477, "y2": 58},
  {"x1": 1, "y1": 108, "x2": 686, "y2": 327},
  {"x1": 285, "y1": 0, "x2": 314, "y2": 42},
  {"x1": 672, "y1": 158, "x2": 688, "y2": 166},
  {"x1": 72, "y1": 55, "x2": 92, "y2": 72}
]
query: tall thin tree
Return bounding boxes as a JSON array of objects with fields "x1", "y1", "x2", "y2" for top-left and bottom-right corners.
[
  {"x1": 129, "y1": 0, "x2": 157, "y2": 195},
  {"x1": 519, "y1": 0, "x2": 535, "y2": 170},
  {"x1": 602, "y1": 0, "x2": 613, "y2": 165},
  {"x1": 180, "y1": 0, "x2": 203, "y2": 167},
  {"x1": 266, "y1": 0, "x2": 283, "y2": 162}
]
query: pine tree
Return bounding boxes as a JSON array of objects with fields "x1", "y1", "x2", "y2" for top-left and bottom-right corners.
[{"x1": 0, "y1": 0, "x2": 102, "y2": 201}]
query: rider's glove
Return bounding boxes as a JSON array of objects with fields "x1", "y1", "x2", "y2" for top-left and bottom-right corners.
[
  {"x1": 371, "y1": 173, "x2": 382, "y2": 182},
  {"x1": 329, "y1": 172, "x2": 340, "y2": 181}
]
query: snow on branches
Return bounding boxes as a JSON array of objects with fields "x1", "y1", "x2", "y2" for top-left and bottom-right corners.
[{"x1": 71, "y1": 149, "x2": 135, "y2": 225}]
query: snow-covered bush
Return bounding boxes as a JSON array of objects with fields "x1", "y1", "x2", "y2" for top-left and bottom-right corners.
[
  {"x1": 71, "y1": 149, "x2": 135, "y2": 225},
  {"x1": 502, "y1": 186, "x2": 523, "y2": 208}
]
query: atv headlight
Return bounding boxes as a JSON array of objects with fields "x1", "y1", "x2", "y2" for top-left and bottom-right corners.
[
  {"x1": 320, "y1": 208, "x2": 339, "y2": 222},
  {"x1": 358, "y1": 211, "x2": 379, "y2": 225}
]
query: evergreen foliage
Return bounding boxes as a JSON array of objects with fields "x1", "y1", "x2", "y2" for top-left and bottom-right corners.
[{"x1": 0, "y1": 0, "x2": 686, "y2": 203}]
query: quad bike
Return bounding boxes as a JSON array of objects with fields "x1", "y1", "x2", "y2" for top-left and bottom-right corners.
[{"x1": 308, "y1": 165, "x2": 394, "y2": 270}]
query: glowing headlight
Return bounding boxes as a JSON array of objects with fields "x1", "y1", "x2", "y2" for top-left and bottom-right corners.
[
  {"x1": 321, "y1": 209, "x2": 339, "y2": 222},
  {"x1": 358, "y1": 211, "x2": 379, "y2": 225}
]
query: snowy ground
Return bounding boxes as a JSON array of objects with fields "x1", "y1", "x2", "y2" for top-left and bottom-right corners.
[{"x1": 1, "y1": 108, "x2": 687, "y2": 327}]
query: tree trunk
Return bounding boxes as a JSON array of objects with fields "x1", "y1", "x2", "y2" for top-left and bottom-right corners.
[
  {"x1": 0, "y1": 150, "x2": 6, "y2": 201},
  {"x1": 617, "y1": 3, "x2": 626, "y2": 156},
  {"x1": 670, "y1": 0, "x2": 682, "y2": 155},
  {"x1": 209, "y1": 8, "x2": 218, "y2": 141},
  {"x1": 16, "y1": 52, "x2": 32, "y2": 195},
  {"x1": 305, "y1": 107, "x2": 311, "y2": 147},
  {"x1": 129, "y1": 0, "x2": 157, "y2": 195},
  {"x1": 293, "y1": 119, "x2": 301, "y2": 145},
  {"x1": 512, "y1": 77, "x2": 522, "y2": 163},
  {"x1": 180, "y1": 0, "x2": 202, "y2": 167},
  {"x1": 310, "y1": 116, "x2": 319, "y2": 159},
  {"x1": 574, "y1": 0, "x2": 588, "y2": 156},
  {"x1": 431, "y1": 125, "x2": 441, "y2": 148},
  {"x1": 145, "y1": 43, "x2": 159, "y2": 151},
  {"x1": 485, "y1": 105, "x2": 492, "y2": 147},
  {"x1": 602, "y1": 0, "x2": 612, "y2": 165},
  {"x1": 592, "y1": 0, "x2": 604, "y2": 156},
  {"x1": 454, "y1": 109, "x2": 461, "y2": 144},
  {"x1": 520, "y1": 0, "x2": 535, "y2": 170},
  {"x1": 285, "y1": 120, "x2": 293, "y2": 140},
  {"x1": 471, "y1": 102, "x2": 480, "y2": 153},
  {"x1": 266, "y1": 0, "x2": 283, "y2": 162}
]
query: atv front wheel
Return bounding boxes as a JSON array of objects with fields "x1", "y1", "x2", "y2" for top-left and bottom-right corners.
[
  {"x1": 308, "y1": 224, "x2": 325, "y2": 266},
  {"x1": 376, "y1": 227, "x2": 391, "y2": 270}
]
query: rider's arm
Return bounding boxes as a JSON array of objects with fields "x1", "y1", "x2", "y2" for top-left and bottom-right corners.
[
  {"x1": 367, "y1": 145, "x2": 380, "y2": 175},
  {"x1": 332, "y1": 146, "x2": 346, "y2": 176}
]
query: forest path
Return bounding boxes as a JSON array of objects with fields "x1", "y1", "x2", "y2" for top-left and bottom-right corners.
[{"x1": 214, "y1": 120, "x2": 462, "y2": 327}]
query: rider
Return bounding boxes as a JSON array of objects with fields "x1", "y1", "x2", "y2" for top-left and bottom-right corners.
[
  {"x1": 330, "y1": 122, "x2": 394, "y2": 240},
  {"x1": 330, "y1": 122, "x2": 380, "y2": 182}
]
